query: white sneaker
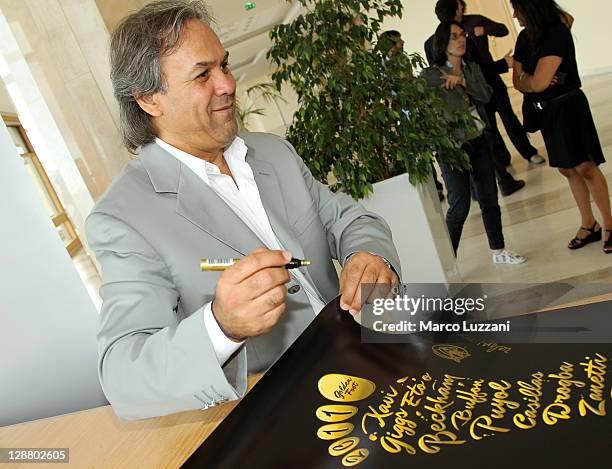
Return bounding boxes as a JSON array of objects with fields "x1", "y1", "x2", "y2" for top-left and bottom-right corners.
[
  {"x1": 529, "y1": 154, "x2": 546, "y2": 164},
  {"x1": 492, "y1": 250, "x2": 526, "y2": 265}
]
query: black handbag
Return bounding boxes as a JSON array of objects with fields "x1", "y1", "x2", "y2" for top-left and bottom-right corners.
[
  {"x1": 522, "y1": 88, "x2": 579, "y2": 133},
  {"x1": 521, "y1": 97, "x2": 540, "y2": 133}
]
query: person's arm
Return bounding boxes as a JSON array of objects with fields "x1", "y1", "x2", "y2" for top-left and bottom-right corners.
[
  {"x1": 515, "y1": 56, "x2": 563, "y2": 93},
  {"x1": 513, "y1": 59, "x2": 525, "y2": 91},
  {"x1": 514, "y1": 24, "x2": 568, "y2": 93},
  {"x1": 279, "y1": 138, "x2": 401, "y2": 313},
  {"x1": 86, "y1": 212, "x2": 249, "y2": 420},
  {"x1": 280, "y1": 139, "x2": 400, "y2": 272},
  {"x1": 491, "y1": 57, "x2": 510, "y2": 75},
  {"x1": 474, "y1": 15, "x2": 509, "y2": 38},
  {"x1": 464, "y1": 62, "x2": 493, "y2": 104}
]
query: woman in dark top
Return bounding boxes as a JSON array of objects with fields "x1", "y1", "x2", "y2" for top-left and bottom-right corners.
[
  {"x1": 512, "y1": 0, "x2": 612, "y2": 254},
  {"x1": 421, "y1": 21, "x2": 525, "y2": 264}
]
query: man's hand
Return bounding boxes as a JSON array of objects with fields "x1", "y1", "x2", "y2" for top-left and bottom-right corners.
[
  {"x1": 339, "y1": 252, "x2": 398, "y2": 315},
  {"x1": 441, "y1": 74, "x2": 463, "y2": 90},
  {"x1": 473, "y1": 26, "x2": 485, "y2": 37},
  {"x1": 212, "y1": 247, "x2": 292, "y2": 341}
]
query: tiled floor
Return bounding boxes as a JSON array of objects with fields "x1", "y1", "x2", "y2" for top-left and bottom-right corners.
[{"x1": 72, "y1": 73, "x2": 612, "y2": 310}]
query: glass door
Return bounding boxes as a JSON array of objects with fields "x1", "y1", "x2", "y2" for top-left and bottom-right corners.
[{"x1": 2, "y1": 113, "x2": 82, "y2": 256}]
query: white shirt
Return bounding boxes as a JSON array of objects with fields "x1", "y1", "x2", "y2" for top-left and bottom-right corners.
[{"x1": 155, "y1": 137, "x2": 326, "y2": 365}]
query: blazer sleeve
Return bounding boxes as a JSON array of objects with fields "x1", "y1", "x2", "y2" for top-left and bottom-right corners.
[
  {"x1": 86, "y1": 212, "x2": 247, "y2": 420},
  {"x1": 279, "y1": 139, "x2": 401, "y2": 278}
]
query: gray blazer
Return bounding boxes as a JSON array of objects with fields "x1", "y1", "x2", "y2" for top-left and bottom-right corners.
[
  {"x1": 86, "y1": 132, "x2": 400, "y2": 420},
  {"x1": 420, "y1": 60, "x2": 493, "y2": 140}
]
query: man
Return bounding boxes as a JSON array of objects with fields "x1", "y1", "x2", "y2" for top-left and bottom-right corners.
[
  {"x1": 87, "y1": 0, "x2": 400, "y2": 420},
  {"x1": 425, "y1": 0, "x2": 545, "y2": 169},
  {"x1": 379, "y1": 29, "x2": 405, "y2": 57}
]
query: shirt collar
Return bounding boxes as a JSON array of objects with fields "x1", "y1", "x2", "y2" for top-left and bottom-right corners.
[
  {"x1": 445, "y1": 59, "x2": 467, "y2": 70},
  {"x1": 154, "y1": 136, "x2": 247, "y2": 184},
  {"x1": 224, "y1": 135, "x2": 248, "y2": 163}
]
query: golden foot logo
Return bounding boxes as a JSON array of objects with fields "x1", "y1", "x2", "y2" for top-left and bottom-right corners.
[
  {"x1": 432, "y1": 344, "x2": 471, "y2": 363},
  {"x1": 316, "y1": 374, "x2": 375, "y2": 466}
]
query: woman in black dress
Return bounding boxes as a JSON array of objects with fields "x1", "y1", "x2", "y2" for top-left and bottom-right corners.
[{"x1": 511, "y1": 0, "x2": 612, "y2": 254}]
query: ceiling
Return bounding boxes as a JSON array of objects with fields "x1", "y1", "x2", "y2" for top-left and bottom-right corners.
[
  {"x1": 96, "y1": 0, "x2": 302, "y2": 85},
  {"x1": 211, "y1": 0, "x2": 301, "y2": 84}
]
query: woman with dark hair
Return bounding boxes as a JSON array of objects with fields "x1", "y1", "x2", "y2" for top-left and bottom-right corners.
[
  {"x1": 512, "y1": 0, "x2": 612, "y2": 254},
  {"x1": 421, "y1": 21, "x2": 526, "y2": 264}
]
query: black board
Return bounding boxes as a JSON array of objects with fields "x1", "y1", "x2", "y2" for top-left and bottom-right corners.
[{"x1": 183, "y1": 297, "x2": 612, "y2": 468}]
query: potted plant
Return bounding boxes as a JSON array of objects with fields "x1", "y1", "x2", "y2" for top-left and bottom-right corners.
[{"x1": 268, "y1": 0, "x2": 476, "y2": 282}]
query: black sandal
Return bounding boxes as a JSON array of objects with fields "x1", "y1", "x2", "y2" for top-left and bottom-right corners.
[
  {"x1": 605, "y1": 230, "x2": 612, "y2": 254},
  {"x1": 568, "y1": 222, "x2": 602, "y2": 250}
]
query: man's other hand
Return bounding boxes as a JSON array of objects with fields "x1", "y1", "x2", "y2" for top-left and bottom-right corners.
[
  {"x1": 212, "y1": 247, "x2": 292, "y2": 341},
  {"x1": 339, "y1": 252, "x2": 398, "y2": 315}
]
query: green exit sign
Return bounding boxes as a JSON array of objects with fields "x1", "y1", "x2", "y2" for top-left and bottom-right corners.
[{"x1": 244, "y1": 1, "x2": 256, "y2": 10}]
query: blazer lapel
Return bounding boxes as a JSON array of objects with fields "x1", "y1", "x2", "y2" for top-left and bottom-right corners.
[
  {"x1": 247, "y1": 156, "x2": 305, "y2": 260},
  {"x1": 140, "y1": 143, "x2": 263, "y2": 255},
  {"x1": 246, "y1": 146, "x2": 324, "y2": 300},
  {"x1": 176, "y1": 168, "x2": 264, "y2": 255}
]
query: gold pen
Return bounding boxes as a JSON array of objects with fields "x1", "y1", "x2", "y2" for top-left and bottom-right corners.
[{"x1": 201, "y1": 257, "x2": 312, "y2": 271}]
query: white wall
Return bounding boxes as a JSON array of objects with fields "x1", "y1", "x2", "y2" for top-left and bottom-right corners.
[
  {"x1": 0, "y1": 120, "x2": 106, "y2": 426},
  {"x1": 237, "y1": 76, "x2": 297, "y2": 136},
  {"x1": 383, "y1": 0, "x2": 439, "y2": 59},
  {"x1": 562, "y1": 0, "x2": 612, "y2": 76}
]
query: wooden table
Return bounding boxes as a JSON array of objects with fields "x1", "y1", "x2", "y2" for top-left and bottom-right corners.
[
  {"x1": 2, "y1": 292, "x2": 611, "y2": 469},
  {"x1": 0, "y1": 375, "x2": 262, "y2": 468}
]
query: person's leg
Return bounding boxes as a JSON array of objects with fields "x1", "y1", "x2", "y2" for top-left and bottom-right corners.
[
  {"x1": 484, "y1": 103, "x2": 513, "y2": 174},
  {"x1": 438, "y1": 160, "x2": 471, "y2": 254},
  {"x1": 558, "y1": 166, "x2": 602, "y2": 248},
  {"x1": 495, "y1": 85, "x2": 541, "y2": 161},
  {"x1": 482, "y1": 129, "x2": 526, "y2": 196},
  {"x1": 486, "y1": 98, "x2": 513, "y2": 167},
  {"x1": 470, "y1": 136, "x2": 527, "y2": 264},
  {"x1": 574, "y1": 162, "x2": 612, "y2": 251},
  {"x1": 469, "y1": 135, "x2": 505, "y2": 251}
]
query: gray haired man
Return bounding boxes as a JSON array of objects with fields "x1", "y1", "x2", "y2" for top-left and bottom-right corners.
[{"x1": 87, "y1": 0, "x2": 400, "y2": 420}]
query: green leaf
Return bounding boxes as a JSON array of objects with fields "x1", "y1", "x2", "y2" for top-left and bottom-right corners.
[{"x1": 268, "y1": 0, "x2": 472, "y2": 199}]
